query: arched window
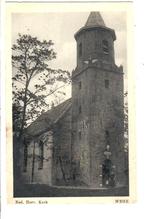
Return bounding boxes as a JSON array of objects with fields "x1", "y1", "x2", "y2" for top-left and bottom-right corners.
[
  {"x1": 102, "y1": 40, "x2": 109, "y2": 54},
  {"x1": 38, "y1": 140, "x2": 44, "y2": 170},
  {"x1": 79, "y1": 43, "x2": 82, "y2": 57},
  {"x1": 105, "y1": 79, "x2": 109, "y2": 88},
  {"x1": 79, "y1": 81, "x2": 82, "y2": 90}
]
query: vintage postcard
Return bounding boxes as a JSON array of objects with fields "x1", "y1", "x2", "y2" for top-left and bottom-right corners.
[{"x1": 5, "y1": 2, "x2": 136, "y2": 204}]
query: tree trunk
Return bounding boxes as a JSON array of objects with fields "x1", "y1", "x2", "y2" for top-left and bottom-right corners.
[{"x1": 31, "y1": 141, "x2": 36, "y2": 183}]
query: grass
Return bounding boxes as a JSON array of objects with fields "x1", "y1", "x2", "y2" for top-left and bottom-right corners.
[{"x1": 14, "y1": 183, "x2": 129, "y2": 197}]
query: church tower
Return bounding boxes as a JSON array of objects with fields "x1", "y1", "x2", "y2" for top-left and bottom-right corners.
[{"x1": 71, "y1": 12, "x2": 126, "y2": 187}]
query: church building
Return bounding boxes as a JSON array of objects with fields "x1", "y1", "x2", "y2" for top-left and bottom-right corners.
[{"x1": 20, "y1": 12, "x2": 127, "y2": 188}]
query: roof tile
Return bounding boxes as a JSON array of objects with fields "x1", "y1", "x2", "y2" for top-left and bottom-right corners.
[{"x1": 25, "y1": 98, "x2": 71, "y2": 137}]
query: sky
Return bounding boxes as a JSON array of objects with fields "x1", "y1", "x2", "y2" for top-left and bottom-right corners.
[
  {"x1": 12, "y1": 12, "x2": 127, "y2": 72},
  {"x1": 12, "y1": 12, "x2": 127, "y2": 99}
]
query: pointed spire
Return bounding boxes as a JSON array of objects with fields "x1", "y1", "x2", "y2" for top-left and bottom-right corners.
[
  {"x1": 85, "y1": 12, "x2": 105, "y2": 27},
  {"x1": 75, "y1": 11, "x2": 116, "y2": 41}
]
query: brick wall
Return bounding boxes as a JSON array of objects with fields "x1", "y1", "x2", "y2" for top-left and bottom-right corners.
[
  {"x1": 53, "y1": 108, "x2": 72, "y2": 184},
  {"x1": 72, "y1": 65, "x2": 125, "y2": 187}
]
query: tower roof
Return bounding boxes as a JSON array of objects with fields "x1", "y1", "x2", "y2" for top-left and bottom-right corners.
[
  {"x1": 75, "y1": 11, "x2": 116, "y2": 41},
  {"x1": 85, "y1": 12, "x2": 105, "y2": 27}
]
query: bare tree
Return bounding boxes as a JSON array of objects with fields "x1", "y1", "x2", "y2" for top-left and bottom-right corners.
[{"x1": 12, "y1": 34, "x2": 71, "y2": 139}]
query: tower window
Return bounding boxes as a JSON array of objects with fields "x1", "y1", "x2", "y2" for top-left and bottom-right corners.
[
  {"x1": 95, "y1": 42, "x2": 98, "y2": 50},
  {"x1": 105, "y1": 79, "x2": 109, "y2": 88},
  {"x1": 105, "y1": 130, "x2": 109, "y2": 137},
  {"x1": 102, "y1": 40, "x2": 109, "y2": 54},
  {"x1": 38, "y1": 140, "x2": 44, "y2": 170},
  {"x1": 79, "y1": 81, "x2": 82, "y2": 89},
  {"x1": 79, "y1": 131, "x2": 82, "y2": 140},
  {"x1": 91, "y1": 94, "x2": 96, "y2": 103},
  {"x1": 105, "y1": 130, "x2": 110, "y2": 145},
  {"x1": 79, "y1": 105, "x2": 82, "y2": 114},
  {"x1": 79, "y1": 43, "x2": 82, "y2": 57},
  {"x1": 23, "y1": 140, "x2": 28, "y2": 172}
]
